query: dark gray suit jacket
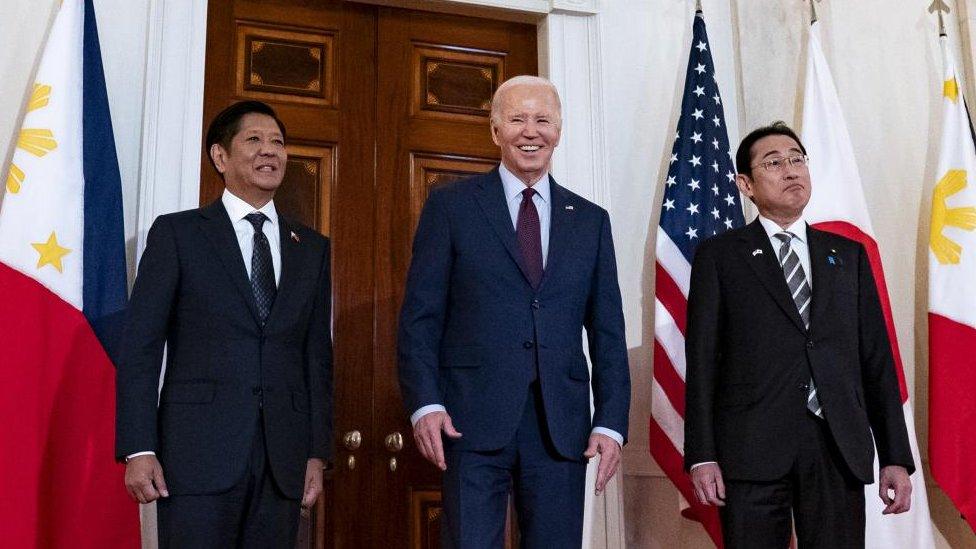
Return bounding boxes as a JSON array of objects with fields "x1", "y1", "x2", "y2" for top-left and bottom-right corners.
[{"x1": 684, "y1": 220, "x2": 913, "y2": 483}]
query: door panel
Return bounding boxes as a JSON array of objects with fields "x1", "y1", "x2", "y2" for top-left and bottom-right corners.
[{"x1": 203, "y1": 2, "x2": 535, "y2": 546}]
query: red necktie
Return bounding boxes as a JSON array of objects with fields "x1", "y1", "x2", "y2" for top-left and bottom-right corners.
[{"x1": 516, "y1": 188, "x2": 543, "y2": 289}]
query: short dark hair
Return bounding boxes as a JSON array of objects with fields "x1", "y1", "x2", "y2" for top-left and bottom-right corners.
[
  {"x1": 735, "y1": 121, "x2": 806, "y2": 178},
  {"x1": 204, "y1": 101, "x2": 286, "y2": 173}
]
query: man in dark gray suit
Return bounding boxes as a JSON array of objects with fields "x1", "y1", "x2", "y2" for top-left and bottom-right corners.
[
  {"x1": 116, "y1": 101, "x2": 333, "y2": 547},
  {"x1": 684, "y1": 122, "x2": 913, "y2": 548}
]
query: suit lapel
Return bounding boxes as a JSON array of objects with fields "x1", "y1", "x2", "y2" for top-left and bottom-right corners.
[
  {"x1": 806, "y1": 226, "x2": 835, "y2": 332},
  {"x1": 199, "y1": 200, "x2": 262, "y2": 325},
  {"x1": 538, "y1": 178, "x2": 577, "y2": 290},
  {"x1": 473, "y1": 168, "x2": 535, "y2": 286},
  {"x1": 740, "y1": 220, "x2": 807, "y2": 333},
  {"x1": 264, "y1": 216, "x2": 302, "y2": 328}
]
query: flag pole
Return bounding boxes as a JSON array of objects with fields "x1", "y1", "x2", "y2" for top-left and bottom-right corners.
[
  {"x1": 928, "y1": 0, "x2": 950, "y2": 37},
  {"x1": 695, "y1": 0, "x2": 702, "y2": 14},
  {"x1": 810, "y1": 0, "x2": 821, "y2": 24}
]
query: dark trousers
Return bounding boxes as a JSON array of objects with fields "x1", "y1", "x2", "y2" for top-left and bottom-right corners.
[
  {"x1": 157, "y1": 417, "x2": 301, "y2": 548},
  {"x1": 719, "y1": 412, "x2": 865, "y2": 549},
  {"x1": 441, "y1": 383, "x2": 588, "y2": 549}
]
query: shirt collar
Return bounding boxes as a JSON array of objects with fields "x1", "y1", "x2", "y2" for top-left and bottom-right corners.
[
  {"x1": 499, "y1": 162, "x2": 550, "y2": 205},
  {"x1": 757, "y1": 213, "x2": 807, "y2": 244},
  {"x1": 222, "y1": 188, "x2": 278, "y2": 228}
]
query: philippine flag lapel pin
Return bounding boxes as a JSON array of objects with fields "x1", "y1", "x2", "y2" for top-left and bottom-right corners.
[{"x1": 290, "y1": 231, "x2": 300, "y2": 243}]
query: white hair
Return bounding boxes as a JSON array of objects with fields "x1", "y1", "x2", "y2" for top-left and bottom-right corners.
[{"x1": 489, "y1": 75, "x2": 562, "y2": 126}]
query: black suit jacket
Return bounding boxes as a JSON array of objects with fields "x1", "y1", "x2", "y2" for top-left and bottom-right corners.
[
  {"x1": 115, "y1": 200, "x2": 333, "y2": 499},
  {"x1": 683, "y1": 220, "x2": 913, "y2": 483}
]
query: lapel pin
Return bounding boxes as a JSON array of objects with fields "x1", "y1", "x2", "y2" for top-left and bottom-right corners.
[
  {"x1": 752, "y1": 249, "x2": 763, "y2": 256},
  {"x1": 565, "y1": 205, "x2": 574, "y2": 211},
  {"x1": 290, "y1": 231, "x2": 300, "y2": 243}
]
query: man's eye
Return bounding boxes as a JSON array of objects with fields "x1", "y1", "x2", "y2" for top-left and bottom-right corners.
[{"x1": 768, "y1": 159, "x2": 784, "y2": 168}]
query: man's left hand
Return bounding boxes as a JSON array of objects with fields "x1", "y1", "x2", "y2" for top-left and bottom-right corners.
[
  {"x1": 583, "y1": 433, "x2": 621, "y2": 496},
  {"x1": 301, "y1": 458, "x2": 326, "y2": 516},
  {"x1": 879, "y1": 465, "x2": 912, "y2": 514}
]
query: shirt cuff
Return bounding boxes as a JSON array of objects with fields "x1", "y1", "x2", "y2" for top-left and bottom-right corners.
[
  {"x1": 125, "y1": 451, "x2": 156, "y2": 461},
  {"x1": 591, "y1": 427, "x2": 624, "y2": 447},
  {"x1": 690, "y1": 461, "x2": 718, "y2": 471},
  {"x1": 411, "y1": 404, "x2": 446, "y2": 426}
]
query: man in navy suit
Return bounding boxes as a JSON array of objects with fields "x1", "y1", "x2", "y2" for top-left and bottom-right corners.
[
  {"x1": 116, "y1": 101, "x2": 333, "y2": 547},
  {"x1": 398, "y1": 76, "x2": 631, "y2": 548}
]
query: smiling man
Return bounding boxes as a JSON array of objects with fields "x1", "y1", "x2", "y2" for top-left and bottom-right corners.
[
  {"x1": 398, "y1": 75, "x2": 630, "y2": 548},
  {"x1": 116, "y1": 101, "x2": 333, "y2": 548},
  {"x1": 683, "y1": 122, "x2": 914, "y2": 548}
]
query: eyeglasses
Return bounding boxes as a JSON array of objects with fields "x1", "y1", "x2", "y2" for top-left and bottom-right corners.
[{"x1": 751, "y1": 154, "x2": 809, "y2": 172}]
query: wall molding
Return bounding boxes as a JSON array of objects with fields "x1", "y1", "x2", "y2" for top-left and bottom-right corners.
[{"x1": 136, "y1": 0, "x2": 208, "y2": 259}]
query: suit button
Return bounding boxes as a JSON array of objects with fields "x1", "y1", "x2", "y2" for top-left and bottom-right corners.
[
  {"x1": 531, "y1": 299, "x2": 540, "y2": 310},
  {"x1": 523, "y1": 341, "x2": 534, "y2": 349},
  {"x1": 252, "y1": 387, "x2": 262, "y2": 396},
  {"x1": 798, "y1": 382, "x2": 809, "y2": 391},
  {"x1": 806, "y1": 340, "x2": 814, "y2": 349}
]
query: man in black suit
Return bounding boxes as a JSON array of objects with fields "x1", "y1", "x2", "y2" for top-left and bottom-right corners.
[
  {"x1": 684, "y1": 122, "x2": 913, "y2": 547},
  {"x1": 116, "y1": 101, "x2": 333, "y2": 547}
]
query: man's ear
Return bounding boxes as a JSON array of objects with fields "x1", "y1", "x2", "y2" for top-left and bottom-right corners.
[
  {"x1": 210, "y1": 143, "x2": 227, "y2": 174},
  {"x1": 489, "y1": 122, "x2": 500, "y2": 147},
  {"x1": 735, "y1": 173, "x2": 752, "y2": 198}
]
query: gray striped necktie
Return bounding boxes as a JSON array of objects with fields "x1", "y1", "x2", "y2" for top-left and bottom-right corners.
[{"x1": 774, "y1": 232, "x2": 823, "y2": 418}]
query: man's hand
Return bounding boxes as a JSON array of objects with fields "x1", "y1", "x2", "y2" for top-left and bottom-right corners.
[
  {"x1": 583, "y1": 433, "x2": 621, "y2": 495},
  {"x1": 689, "y1": 463, "x2": 725, "y2": 507},
  {"x1": 412, "y1": 411, "x2": 462, "y2": 471},
  {"x1": 124, "y1": 455, "x2": 168, "y2": 504},
  {"x1": 301, "y1": 458, "x2": 325, "y2": 517},
  {"x1": 879, "y1": 465, "x2": 912, "y2": 514}
]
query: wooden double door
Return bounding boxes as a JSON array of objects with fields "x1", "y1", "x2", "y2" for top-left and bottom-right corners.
[{"x1": 201, "y1": 1, "x2": 537, "y2": 547}]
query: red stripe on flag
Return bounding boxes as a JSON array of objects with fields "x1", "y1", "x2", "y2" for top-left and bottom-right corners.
[
  {"x1": 0, "y1": 263, "x2": 140, "y2": 548},
  {"x1": 649, "y1": 419, "x2": 724, "y2": 547},
  {"x1": 928, "y1": 312, "x2": 976, "y2": 533},
  {"x1": 810, "y1": 221, "x2": 908, "y2": 401},
  {"x1": 654, "y1": 340, "x2": 686, "y2": 418},
  {"x1": 656, "y1": 262, "x2": 687, "y2": 335}
]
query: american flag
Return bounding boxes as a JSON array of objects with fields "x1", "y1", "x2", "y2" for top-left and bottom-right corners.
[{"x1": 649, "y1": 11, "x2": 743, "y2": 546}]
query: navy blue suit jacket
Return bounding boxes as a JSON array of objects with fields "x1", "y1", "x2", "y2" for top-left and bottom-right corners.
[
  {"x1": 115, "y1": 200, "x2": 333, "y2": 498},
  {"x1": 398, "y1": 168, "x2": 630, "y2": 460}
]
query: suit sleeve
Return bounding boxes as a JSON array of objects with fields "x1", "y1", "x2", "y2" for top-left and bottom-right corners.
[
  {"x1": 856, "y1": 243, "x2": 915, "y2": 474},
  {"x1": 584, "y1": 210, "x2": 631, "y2": 442},
  {"x1": 305, "y1": 238, "x2": 334, "y2": 460},
  {"x1": 115, "y1": 216, "x2": 179, "y2": 460},
  {"x1": 397, "y1": 188, "x2": 453, "y2": 415},
  {"x1": 683, "y1": 241, "x2": 722, "y2": 470}
]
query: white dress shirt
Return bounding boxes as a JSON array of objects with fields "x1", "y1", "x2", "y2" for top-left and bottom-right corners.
[
  {"x1": 690, "y1": 214, "x2": 811, "y2": 471},
  {"x1": 126, "y1": 189, "x2": 282, "y2": 461},
  {"x1": 412, "y1": 164, "x2": 623, "y2": 448}
]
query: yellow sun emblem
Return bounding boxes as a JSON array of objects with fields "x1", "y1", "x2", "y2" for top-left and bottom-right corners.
[
  {"x1": 5, "y1": 84, "x2": 57, "y2": 194},
  {"x1": 931, "y1": 169, "x2": 976, "y2": 265}
]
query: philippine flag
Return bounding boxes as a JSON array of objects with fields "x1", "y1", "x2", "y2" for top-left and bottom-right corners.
[{"x1": 0, "y1": 1, "x2": 140, "y2": 547}]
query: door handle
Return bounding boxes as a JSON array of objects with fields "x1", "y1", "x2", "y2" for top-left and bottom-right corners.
[
  {"x1": 384, "y1": 431, "x2": 404, "y2": 453},
  {"x1": 344, "y1": 430, "x2": 362, "y2": 451}
]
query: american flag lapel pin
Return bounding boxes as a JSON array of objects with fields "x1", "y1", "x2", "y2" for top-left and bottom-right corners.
[
  {"x1": 290, "y1": 231, "x2": 300, "y2": 243},
  {"x1": 565, "y1": 205, "x2": 574, "y2": 211},
  {"x1": 752, "y1": 249, "x2": 763, "y2": 256}
]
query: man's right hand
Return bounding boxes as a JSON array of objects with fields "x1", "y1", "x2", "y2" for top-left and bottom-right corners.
[
  {"x1": 124, "y1": 454, "x2": 169, "y2": 504},
  {"x1": 412, "y1": 411, "x2": 462, "y2": 471},
  {"x1": 689, "y1": 462, "x2": 726, "y2": 507}
]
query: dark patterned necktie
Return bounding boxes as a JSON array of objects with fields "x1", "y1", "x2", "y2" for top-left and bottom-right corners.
[
  {"x1": 516, "y1": 188, "x2": 543, "y2": 289},
  {"x1": 245, "y1": 212, "x2": 276, "y2": 324},
  {"x1": 774, "y1": 232, "x2": 823, "y2": 418}
]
